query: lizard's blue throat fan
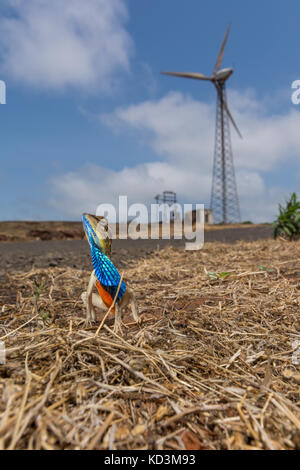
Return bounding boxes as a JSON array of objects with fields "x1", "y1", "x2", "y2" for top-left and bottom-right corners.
[{"x1": 82, "y1": 213, "x2": 126, "y2": 304}]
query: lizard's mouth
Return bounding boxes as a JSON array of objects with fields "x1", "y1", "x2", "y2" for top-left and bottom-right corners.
[{"x1": 83, "y1": 213, "x2": 103, "y2": 228}]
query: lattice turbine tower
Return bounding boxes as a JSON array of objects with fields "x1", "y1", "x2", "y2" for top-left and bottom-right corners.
[
  {"x1": 162, "y1": 24, "x2": 242, "y2": 224},
  {"x1": 211, "y1": 81, "x2": 240, "y2": 223}
]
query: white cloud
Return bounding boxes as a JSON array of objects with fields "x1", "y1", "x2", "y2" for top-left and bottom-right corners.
[
  {"x1": 0, "y1": 0, "x2": 133, "y2": 90},
  {"x1": 50, "y1": 161, "x2": 209, "y2": 220},
  {"x1": 51, "y1": 90, "x2": 300, "y2": 222},
  {"x1": 103, "y1": 89, "x2": 300, "y2": 173}
]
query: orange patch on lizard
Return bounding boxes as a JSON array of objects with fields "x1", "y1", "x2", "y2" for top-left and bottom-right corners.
[{"x1": 96, "y1": 280, "x2": 116, "y2": 314}]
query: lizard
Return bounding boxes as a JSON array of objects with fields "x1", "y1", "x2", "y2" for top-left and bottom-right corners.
[{"x1": 81, "y1": 213, "x2": 139, "y2": 332}]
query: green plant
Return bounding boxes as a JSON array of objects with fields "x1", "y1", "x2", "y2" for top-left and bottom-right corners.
[
  {"x1": 207, "y1": 271, "x2": 231, "y2": 282},
  {"x1": 258, "y1": 265, "x2": 275, "y2": 273},
  {"x1": 273, "y1": 193, "x2": 300, "y2": 240},
  {"x1": 34, "y1": 279, "x2": 46, "y2": 300},
  {"x1": 33, "y1": 279, "x2": 47, "y2": 317},
  {"x1": 39, "y1": 310, "x2": 50, "y2": 322}
]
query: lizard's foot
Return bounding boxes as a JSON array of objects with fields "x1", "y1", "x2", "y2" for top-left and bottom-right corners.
[
  {"x1": 84, "y1": 318, "x2": 93, "y2": 327},
  {"x1": 113, "y1": 321, "x2": 123, "y2": 334},
  {"x1": 113, "y1": 306, "x2": 123, "y2": 334}
]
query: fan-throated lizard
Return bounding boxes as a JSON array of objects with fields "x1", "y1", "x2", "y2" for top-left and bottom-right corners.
[{"x1": 81, "y1": 213, "x2": 139, "y2": 332}]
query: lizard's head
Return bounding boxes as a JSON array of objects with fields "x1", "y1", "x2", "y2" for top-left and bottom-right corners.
[{"x1": 82, "y1": 213, "x2": 112, "y2": 257}]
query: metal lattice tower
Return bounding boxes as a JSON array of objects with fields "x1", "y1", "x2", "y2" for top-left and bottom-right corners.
[
  {"x1": 211, "y1": 82, "x2": 240, "y2": 224},
  {"x1": 161, "y1": 24, "x2": 242, "y2": 225},
  {"x1": 154, "y1": 191, "x2": 177, "y2": 222}
]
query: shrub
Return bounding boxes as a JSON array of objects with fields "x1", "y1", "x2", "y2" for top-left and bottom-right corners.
[{"x1": 273, "y1": 193, "x2": 300, "y2": 240}]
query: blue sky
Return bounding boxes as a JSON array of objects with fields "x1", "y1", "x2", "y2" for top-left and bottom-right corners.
[{"x1": 1, "y1": 0, "x2": 300, "y2": 222}]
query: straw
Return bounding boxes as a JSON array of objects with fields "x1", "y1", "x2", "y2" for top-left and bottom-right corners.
[{"x1": 0, "y1": 238, "x2": 299, "y2": 449}]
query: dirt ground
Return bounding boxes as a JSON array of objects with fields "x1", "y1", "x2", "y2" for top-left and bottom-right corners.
[
  {"x1": 0, "y1": 221, "x2": 84, "y2": 243},
  {"x1": 0, "y1": 232, "x2": 299, "y2": 450},
  {"x1": 0, "y1": 224, "x2": 273, "y2": 273},
  {"x1": 0, "y1": 220, "x2": 272, "y2": 243}
]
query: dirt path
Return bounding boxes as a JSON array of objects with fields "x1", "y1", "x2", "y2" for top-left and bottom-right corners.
[{"x1": 0, "y1": 226, "x2": 272, "y2": 272}]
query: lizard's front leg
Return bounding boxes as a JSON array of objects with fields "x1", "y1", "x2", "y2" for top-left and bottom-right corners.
[
  {"x1": 127, "y1": 287, "x2": 139, "y2": 323},
  {"x1": 82, "y1": 271, "x2": 107, "y2": 323},
  {"x1": 119, "y1": 287, "x2": 139, "y2": 323},
  {"x1": 113, "y1": 287, "x2": 139, "y2": 332},
  {"x1": 83, "y1": 270, "x2": 97, "y2": 323}
]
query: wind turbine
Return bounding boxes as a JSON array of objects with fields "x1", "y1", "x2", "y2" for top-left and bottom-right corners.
[{"x1": 161, "y1": 24, "x2": 242, "y2": 224}]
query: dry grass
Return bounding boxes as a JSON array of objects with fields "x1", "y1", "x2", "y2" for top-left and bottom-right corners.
[{"x1": 0, "y1": 239, "x2": 300, "y2": 450}]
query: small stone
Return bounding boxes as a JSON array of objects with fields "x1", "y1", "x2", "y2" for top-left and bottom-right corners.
[
  {"x1": 132, "y1": 424, "x2": 146, "y2": 436},
  {"x1": 283, "y1": 369, "x2": 293, "y2": 379}
]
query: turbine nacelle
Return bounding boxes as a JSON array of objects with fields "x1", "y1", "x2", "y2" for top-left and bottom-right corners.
[
  {"x1": 161, "y1": 24, "x2": 242, "y2": 138},
  {"x1": 215, "y1": 67, "x2": 233, "y2": 82}
]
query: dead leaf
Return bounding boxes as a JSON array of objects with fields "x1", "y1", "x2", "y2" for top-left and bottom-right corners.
[
  {"x1": 155, "y1": 405, "x2": 169, "y2": 422},
  {"x1": 180, "y1": 430, "x2": 203, "y2": 450}
]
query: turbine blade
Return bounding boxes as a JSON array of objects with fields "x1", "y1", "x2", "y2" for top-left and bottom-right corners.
[
  {"x1": 161, "y1": 71, "x2": 211, "y2": 81},
  {"x1": 214, "y1": 83, "x2": 242, "y2": 138},
  {"x1": 213, "y1": 23, "x2": 231, "y2": 76},
  {"x1": 224, "y1": 101, "x2": 242, "y2": 139}
]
